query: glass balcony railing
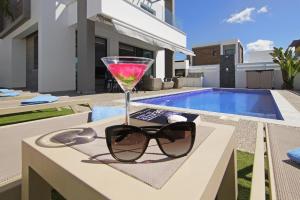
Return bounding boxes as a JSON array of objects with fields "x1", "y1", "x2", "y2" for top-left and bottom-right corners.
[
  {"x1": 125, "y1": 0, "x2": 180, "y2": 29},
  {"x1": 165, "y1": 7, "x2": 173, "y2": 25}
]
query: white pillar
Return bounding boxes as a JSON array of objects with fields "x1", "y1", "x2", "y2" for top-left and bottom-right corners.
[
  {"x1": 11, "y1": 39, "x2": 26, "y2": 88},
  {"x1": 38, "y1": 1, "x2": 76, "y2": 92},
  {"x1": 0, "y1": 39, "x2": 13, "y2": 88},
  {"x1": 220, "y1": 44, "x2": 223, "y2": 55},
  {"x1": 235, "y1": 43, "x2": 239, "y2": 65},
  {"x1": 155, "y1": 49, "x2": 165, "y2": 79}
]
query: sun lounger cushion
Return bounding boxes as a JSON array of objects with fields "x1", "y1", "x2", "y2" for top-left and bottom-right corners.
[
  {"x1": 91, "y1": 106, "x2": 125, "y2": 122},
  {"x1": 287, "y1": 148, "x2": 300, "y2": 164},
  {"x1": 0, "y1": 91, "x2": 20, "y2": 97},
  {"x1": 0, "y1": 89, "x2": 14, "y2": 93},
  {"x1": 21, "y1": 95, "x2": 59, "y2": 105}
]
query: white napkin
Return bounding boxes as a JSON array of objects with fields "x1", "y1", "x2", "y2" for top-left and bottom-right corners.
[{"x1": 167, "y1": 115, "x2": 188, "y2": 123}]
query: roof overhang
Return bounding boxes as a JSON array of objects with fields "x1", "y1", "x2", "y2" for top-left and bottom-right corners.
[{"x1": 112, "y1": 19, "x2": 195, "y2": 56}]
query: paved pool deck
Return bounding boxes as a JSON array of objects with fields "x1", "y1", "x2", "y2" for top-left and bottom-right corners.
[{"x1": 53, "y1": 88, "x2": 300, "y2": 153}]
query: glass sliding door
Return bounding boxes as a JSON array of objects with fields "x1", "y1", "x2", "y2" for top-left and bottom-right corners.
[
  {"x1": 95, "y1": 37, "x2": 107, "y2": 91},
  {"x1": 119, "y1": 43, "x2": 154, "y2": 77},
  {"x1": 26, "y1": 32, "x2": 38, "y2": 91}
]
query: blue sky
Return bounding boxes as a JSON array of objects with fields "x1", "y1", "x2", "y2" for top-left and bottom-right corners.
[{"x1": 175, "y1": 0, "x2": 300, "y2": 59}]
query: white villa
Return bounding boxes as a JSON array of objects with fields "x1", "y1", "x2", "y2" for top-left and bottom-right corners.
[{"x1": 0, "y1": 0, "x2": 194, "y2": 93}]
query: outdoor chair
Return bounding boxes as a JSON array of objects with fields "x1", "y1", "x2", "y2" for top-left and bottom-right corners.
[
  {"x1": 172, "y1": 77, "x2": 184, "y2": 89},
  {"x1": 162, "y1": 79, "x2": 174, "y2": 90},
  {"x1": 250, "y1": 123, "x2": 300, "y2": 200},
  {"x1": 142, "y1": 76, "x2": 163, "y2": 91}
]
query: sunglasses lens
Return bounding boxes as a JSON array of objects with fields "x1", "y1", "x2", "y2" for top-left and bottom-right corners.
[
  {"x1": 108, "y1": 126, "x2": 147, "y2": 161},
  {"x1": 158, "y1": 123, "x2": 195, "y2": 157}
]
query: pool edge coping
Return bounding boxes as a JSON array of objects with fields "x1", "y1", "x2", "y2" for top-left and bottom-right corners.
[{"x1": 114, "y1": 88, "x2": 300, "y2": 127}]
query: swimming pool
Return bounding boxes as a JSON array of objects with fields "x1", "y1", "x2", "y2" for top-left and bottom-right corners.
[{"x1": 135, "y1": 89, "x2": 283, "y2": 120}]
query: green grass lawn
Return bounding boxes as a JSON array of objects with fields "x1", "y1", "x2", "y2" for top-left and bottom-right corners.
[
  {"x1": 0, "y1": 108, "x2": 74, "y2": 126},
  {"x1": 237, "y1": 150, "x2": 254, "y2": 200},
  {"x1": 237, "y1": 150, "x2": 270, "y2": 200}
]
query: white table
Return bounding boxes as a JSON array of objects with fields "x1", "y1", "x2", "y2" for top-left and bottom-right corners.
[{"x1": 22, "y1": 117, "x2": 237, "y2": 200}]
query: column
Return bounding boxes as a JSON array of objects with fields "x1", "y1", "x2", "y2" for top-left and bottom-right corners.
[
  {"x1": 77, "y1": 0, "x2": 95, "y2": 94},
  {"x1": 155, "y1": 49, "x2": 165, "y2": 79}
]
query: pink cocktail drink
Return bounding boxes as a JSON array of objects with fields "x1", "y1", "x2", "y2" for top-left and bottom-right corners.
[
  {"x1": 102, "y1": 57, "x2": 154, "y2": 125},
  {"x1": 108, "y1": 63, "x2": 147, "y2": 91}
]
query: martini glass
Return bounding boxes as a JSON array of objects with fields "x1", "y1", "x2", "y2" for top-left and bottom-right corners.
[{"x1": 101, "y1": 56, "x2": 154, "y2": 125}]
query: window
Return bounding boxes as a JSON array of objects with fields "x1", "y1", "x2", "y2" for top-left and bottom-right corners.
[
  {"x1": 224, "y1": 49, "x2": 235, "y2": 56},
  {"x1": 119, "y1": 43, "x2": 136, "y2": 56},
  {"x1": 119, "y1": 43, "x2": 154, "y2": 76},
  {"x1": 95, "y1": 37, "x2": 107, "y2": 79},
  {"x1": 140, "y1": 3, "x2": 156, "y2": 16}
]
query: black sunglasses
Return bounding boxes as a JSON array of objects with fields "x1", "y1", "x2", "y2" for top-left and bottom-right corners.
[{"x1": 105, "y1": 122, "x2": 196, "y2": 162}]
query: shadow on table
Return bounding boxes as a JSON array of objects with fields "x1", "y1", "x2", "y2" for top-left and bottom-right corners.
[
  {"x1": 35, "y1": 127, "x2": 97, "y2": 148},
  {"x1": 35, "y1": 127, "x2": 173, "y2": 164}
]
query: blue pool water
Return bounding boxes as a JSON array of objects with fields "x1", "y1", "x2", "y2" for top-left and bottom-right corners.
[{"x1": 135, "y1": 89, "x2": 283, "y2": 120}]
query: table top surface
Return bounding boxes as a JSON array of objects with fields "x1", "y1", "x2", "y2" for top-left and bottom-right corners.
[{"x1": 23, "y1": 116, "x2": 235, "y2": 200}]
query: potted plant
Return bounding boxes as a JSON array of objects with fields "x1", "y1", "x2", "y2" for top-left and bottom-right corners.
[{"x1": 270, "y1": 47, "x2": 300, "y2": 89}]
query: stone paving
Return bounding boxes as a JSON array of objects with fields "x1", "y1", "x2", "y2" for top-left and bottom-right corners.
[
  {"x1": 277, "y1": 90, "x2": 300, "y2": 112},
  {"x1": 67, "y1": 88, "x2": 257, "y2": 153},
  {"x1": 60, "y1": 88, "x2": 300, "y2": 153}
]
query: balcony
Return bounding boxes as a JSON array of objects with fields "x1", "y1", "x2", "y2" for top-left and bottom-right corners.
[{"x1": 67, "y1": 0, "x2": 186, "y2": 48}]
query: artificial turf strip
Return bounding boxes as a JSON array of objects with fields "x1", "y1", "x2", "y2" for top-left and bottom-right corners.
[
  {"x1": 237, "y1": 150, "x2": 254, "y2": 200},
  {"x1": 0, "y1": 108, "x2": 74, "y2": 126}
]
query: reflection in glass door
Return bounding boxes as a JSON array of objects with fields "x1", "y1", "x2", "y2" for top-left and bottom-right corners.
[
  {"x1": 95, "y1": 37, "x2": 107, "y2": 92},
  {"x1": 119, "y1": 43, "x2": 154, "y2": 77}
]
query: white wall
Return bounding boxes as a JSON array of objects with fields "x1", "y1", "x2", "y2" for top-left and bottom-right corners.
[
  {"x1": 81, "y1": 0, "x2": 186, "y2": 47},
  {"x1": 294, "y1": 74, "x2": 300, "y2": 90},
  {"x1": 124, "y1": 0, "x2": 165, "y2": 21},
  {"x1": 0, "y1": 39, "x2": 12, "y2": 87},
  {"x1": 11, "y1": 39, "x2": 26, "y2": 87},
  {"x1": 174, "y1": 60, "x2": 189, "y2": 70},
  {"x1": 38, "y1": 0, "x2": 76, "y2": 92},
  {"x1": 189, "y1": 65, "x2": 220, "y2": 87},
  {"x1": 236, "y1": 63, "x2": 283, "y2": 89},
  {"x1": 173, "y1": 60, "x2": 189, "y2": 77},
  {"x1": 245, "y1": 50, "x2": 273, "y2": 63}
]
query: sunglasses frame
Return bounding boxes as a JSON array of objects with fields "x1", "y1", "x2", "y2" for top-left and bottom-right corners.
[{"x1": 105, "y1": 122, "x2": 196, "y2": 162}]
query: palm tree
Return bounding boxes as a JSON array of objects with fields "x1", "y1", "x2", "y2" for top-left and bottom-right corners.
[
  {"x1": 0, "y1": 0, "x2": 14, "y2": 20},
  {"x1": 270, "y1": 47, "x2": 300, "y2": 89}
]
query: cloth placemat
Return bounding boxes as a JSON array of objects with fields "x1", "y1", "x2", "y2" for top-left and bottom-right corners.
[{"x1": 53, "y1": 123, "x2": 214, "y2": 189}]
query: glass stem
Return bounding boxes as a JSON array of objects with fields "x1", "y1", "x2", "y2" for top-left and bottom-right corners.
[{"x1": 125, "y1": 91, "x2": 130, "y2": 125}]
